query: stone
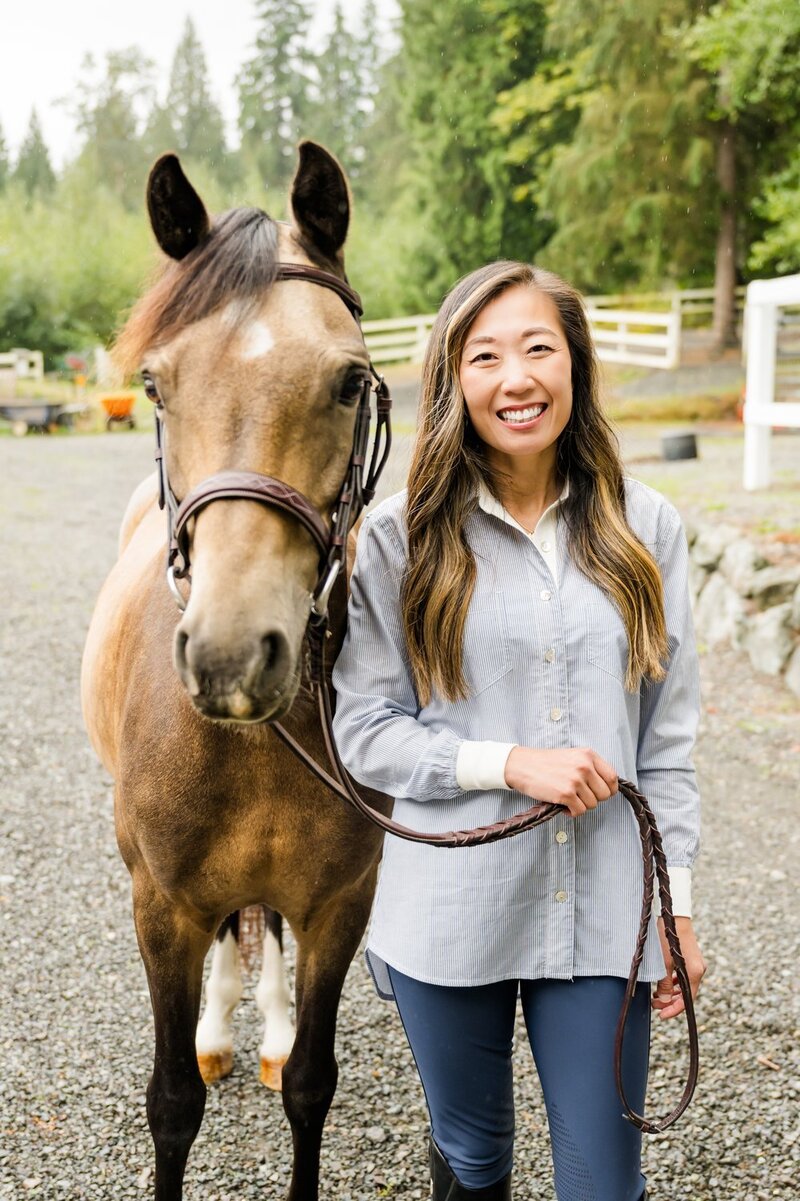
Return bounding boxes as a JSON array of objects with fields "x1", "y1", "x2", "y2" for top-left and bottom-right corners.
[
  {"x1": 790, "y1": 584, "x2": 800, "y2": 632},
  {"x1": 693, "y1": 573, "x2": 747, "y2": 648},
  {"x1": 682, "y1": 514, "x2": 700, "y2": 548},
  {"x1": 746, "y1": 564, "x2": 800, "y2": 610},
  {"x1": 742, "y1": 604, "x2": 796, "y2": 676},
  {"x1": 691, "y1": 523, "x2": 741, "y2": 570},
  {"x1": 718, "y1": 540, "x2": 769, "y2": 594},
  {"x1": 688, "y1": 558, "x2": 711, "y2": 606},
  {"x1": 784, "y1": 645, "x2": 800, "y2": 698}
]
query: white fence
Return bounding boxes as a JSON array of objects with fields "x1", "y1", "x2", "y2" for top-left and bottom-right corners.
[
  {"x1": 742, "y1": 273, "x2": 800, "y2": 490},
  {"x1": 363, "y1": 307, "x2": 680, "y2": 369},
  {"x1": 0, "y1": 348, "x2": 45, "y2": 398}
]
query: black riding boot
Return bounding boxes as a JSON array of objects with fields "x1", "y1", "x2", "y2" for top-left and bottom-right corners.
[{"x1": 429, "y1": 1139, "x2": 512, "y2": 1199}]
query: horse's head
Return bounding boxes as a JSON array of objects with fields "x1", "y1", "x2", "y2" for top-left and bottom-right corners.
[{"x1": 118, "y1": 143, "x2": 374, "y2": 723}]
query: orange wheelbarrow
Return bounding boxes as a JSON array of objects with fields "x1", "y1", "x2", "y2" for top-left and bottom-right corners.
[{"x1": 101, "y1": 393, "x2": 136, "y2": 431}]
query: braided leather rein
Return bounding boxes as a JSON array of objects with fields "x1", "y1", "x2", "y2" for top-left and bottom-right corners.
[{"x1": 151, "y1": 260, "x2": 699, "y2": 1134}]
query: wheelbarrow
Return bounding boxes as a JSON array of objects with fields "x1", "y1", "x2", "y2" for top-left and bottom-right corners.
[{"x1": 100, "y1": 393, "x2": 137, "y2": 430}]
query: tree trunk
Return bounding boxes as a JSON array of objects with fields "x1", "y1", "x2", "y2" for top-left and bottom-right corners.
[{"x1": 711, "y1": 119, "x2": 738, "y2": 352}]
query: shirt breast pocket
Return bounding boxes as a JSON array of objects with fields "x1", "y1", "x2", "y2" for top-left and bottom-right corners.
[
  {"x1": 463, "y1": 590, "x2": 513, "y2": 696},
  {"x1": 585, "y1": 597, "x2": 630, "y2": 685}
]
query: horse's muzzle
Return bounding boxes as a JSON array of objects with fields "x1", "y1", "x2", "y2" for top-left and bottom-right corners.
[{"x1": 173, "y1": 625, "x2": 297, "y2": 723}]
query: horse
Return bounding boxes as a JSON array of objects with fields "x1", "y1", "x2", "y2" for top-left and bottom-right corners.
[{"x1": 81, "y1": 141, "x2": 392, "y2": 1201}]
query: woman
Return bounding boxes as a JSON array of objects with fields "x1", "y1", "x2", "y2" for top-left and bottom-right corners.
[{"x1": 332, "y1": 261, "x2": 706, "y2": 1201}]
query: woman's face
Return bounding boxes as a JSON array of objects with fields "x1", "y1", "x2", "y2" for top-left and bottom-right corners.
[{"x1": 458, "y1": 285, "x2": 573, "y2": 472}]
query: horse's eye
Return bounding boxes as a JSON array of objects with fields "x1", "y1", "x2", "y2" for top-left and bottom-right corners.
[
  {"x1": 339, "y1": 372, "x2": 368, "y2": 407},
  {"x1": 141, "y1": 372, "x2": 161, "y2": 403}
]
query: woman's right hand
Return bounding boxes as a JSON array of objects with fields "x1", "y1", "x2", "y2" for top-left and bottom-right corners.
[{"x1": 503, "y1": 746, "x2": 619, "y2": 817}]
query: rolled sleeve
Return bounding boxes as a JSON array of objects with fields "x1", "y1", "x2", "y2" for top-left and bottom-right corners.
[
  {"x1": 636, "y1": 507, "x2": 701, "y2": 916},
  {"x1": 332, "y1": 513, "x2": 464, "y2": 801}
]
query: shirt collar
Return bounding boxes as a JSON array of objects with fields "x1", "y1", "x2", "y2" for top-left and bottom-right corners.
[{"x1": 477, "y1": 476, "x2": 570, "y2": 528}]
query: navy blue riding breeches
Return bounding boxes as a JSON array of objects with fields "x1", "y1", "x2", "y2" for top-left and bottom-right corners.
[{"x1": 387, "y1": 967, "x2": 651, "y2": 1200}]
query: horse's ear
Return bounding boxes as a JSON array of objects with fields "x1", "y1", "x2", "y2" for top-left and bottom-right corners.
[
  {"x1": 146, "y1": 154, "x2": 211, "y2": 261},
  {"x1": 290, "y1": 141, "x2": 350, "y2": 263}
]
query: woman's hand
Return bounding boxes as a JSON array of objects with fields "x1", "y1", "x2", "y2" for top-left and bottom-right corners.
[
  {"x1": 503, "y1": 746, "x2": 619, "y2": 817},
  {"x1": 652, "y1": 917, "x2": 706, "y2": 1020}
]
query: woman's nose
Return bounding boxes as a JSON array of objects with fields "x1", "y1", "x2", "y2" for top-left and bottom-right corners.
[{"x1": 500, "y1": 360, "x2": 535, "y2": 394}]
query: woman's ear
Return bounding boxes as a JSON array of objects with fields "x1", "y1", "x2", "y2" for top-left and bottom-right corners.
[
  {"x1": 147, "y1": 154, "x2": 210, "y2": 260},
  {"x1": 289, "y1": 141, "x2": 350, "y2": 263}
]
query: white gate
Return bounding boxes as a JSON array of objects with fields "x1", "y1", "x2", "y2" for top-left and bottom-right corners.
[{"x1": 742, "y1": 273, "x2": 800, "y2": 490}]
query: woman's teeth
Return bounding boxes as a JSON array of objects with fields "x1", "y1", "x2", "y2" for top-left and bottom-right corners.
[{"x1": 498, "y1": 404, "x2": 546, "y2": 424}]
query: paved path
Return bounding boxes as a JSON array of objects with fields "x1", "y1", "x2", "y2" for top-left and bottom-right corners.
[{"x1": 0, "y1": 432, "x2": 797, "y2": 1200}]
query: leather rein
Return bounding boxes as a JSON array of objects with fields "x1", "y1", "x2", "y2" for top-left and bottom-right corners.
[{"x1": 148, "y1": 261, "x2": 698, "y2": 1134}]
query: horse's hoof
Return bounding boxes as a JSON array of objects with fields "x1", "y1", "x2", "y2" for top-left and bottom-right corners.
[
  {"x1": 197, "y1": 1050, "x2": 233, "y2": 1084},
  {"x1": 260, "y1": 1056, "x2": 287, "y2": 1091}
]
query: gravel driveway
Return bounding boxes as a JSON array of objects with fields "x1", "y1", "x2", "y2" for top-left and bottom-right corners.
[{"x1": 1, "y1": 431, "x2": 797, "y2": 1201}]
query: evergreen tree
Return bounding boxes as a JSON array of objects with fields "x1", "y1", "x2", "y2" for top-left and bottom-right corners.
[
  {"x1": 165, "y1": 17, "x2": 228, "y2": 173},
  {"x1": 392, "y1": 0, "x2": 549, "y2": 307},
  {"x1": 497, "y1": 0, "x2": 716, "y2": 296},
  {"x1": 13, "y1": 109, "x2": 56, "y2": 197},
  {"x1": 685, "y1": 0, "x2": 800, "y2": 345},
  {"x1": 237, "y1": 0, "x2": 312, "y2": 188},
  {"x1": 66, "y1": 49, "x2": 155, "y2": 207},
  {"x1": 308, "y1": 3, "x2": 363, "y2": 165},
  {"x1": 0, "y1": 120, "x2": 9, "y2": 191}
]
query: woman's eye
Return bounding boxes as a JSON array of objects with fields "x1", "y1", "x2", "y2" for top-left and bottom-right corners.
[
  {"x1": 339, "y1": 372, "x2": 368, "y2": 406},
  {"x1": 141, "y1": 372, "x2": 161, "y2": 402},
  {"x1": 528, "y1": 344, "x2": 553, "y2": 355},
  {"x1": 470, "y1": 352, "x2": 496, "y2": 364}
]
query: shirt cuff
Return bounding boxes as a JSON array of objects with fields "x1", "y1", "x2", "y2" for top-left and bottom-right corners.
[
  {"x1": 652, "y1": 866, "x2": 692, "y2": 919},
  {"x1": 456, "y1": 741, "x2": 517, "y2": 791}
]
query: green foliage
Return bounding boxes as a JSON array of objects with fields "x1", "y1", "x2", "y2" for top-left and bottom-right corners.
[
  {"x1": 0, "y1": 121, "x2": 9, "y2": 192},
  {"x1": 391, "y1": 0, "x2": 550, "y2": 309},
  {"x1": 13, "y1": 110, "x2": 56, "y2": 197},
  {"x1": 165, "y1": 18, "x2": 230, "y2": 179},
  {"x1": 63, "y1": 49, "x2": 156, "y2": 207},
  {"x1": 237, "y1": 0, "x2": 313, "y2": 188}
]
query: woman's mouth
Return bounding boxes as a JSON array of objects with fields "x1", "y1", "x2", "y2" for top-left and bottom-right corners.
[{"x1": 496, "y1": 403, "x2": 548, "y2": 428}]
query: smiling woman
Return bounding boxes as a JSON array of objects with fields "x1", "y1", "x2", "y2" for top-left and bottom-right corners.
[{"x1": 331, "y1": 259, "x2": 707, "y2": 1199}]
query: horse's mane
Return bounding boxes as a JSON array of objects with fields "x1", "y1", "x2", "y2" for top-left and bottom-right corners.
[{"x1": 114, "y1": 207, "x2": 279, "y2": 377}]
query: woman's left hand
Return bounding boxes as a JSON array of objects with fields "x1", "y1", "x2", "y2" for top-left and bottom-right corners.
[{"x1": 652, "y1": 917, "x2": 706, "y2": 1020}]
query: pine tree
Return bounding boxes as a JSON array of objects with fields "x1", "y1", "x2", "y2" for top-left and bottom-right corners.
[
  {"x1": 165, "y1": 17, "x2": 228, "y2": 172},
  {"x1": 0, "y1": 119, "x2": 9, "y2": 191},
  {"x1": 392, "y1": 0, "x2": 548, "y2": 306},
  {"x1": 237, "y1": 0, "x2": 312, "y2": 188},
  {"x1": 65, "y1": 49, "x2": 155, "y2": 207},
  {"x1": 499, "y1": 0, "x2": 717, "y2": 295},
  {"x1": 13, "y1": 109, "x2": 56, "y2": 196},
  {"x1": 308, "y1": 3, "x2": 363, "y2": 165}
]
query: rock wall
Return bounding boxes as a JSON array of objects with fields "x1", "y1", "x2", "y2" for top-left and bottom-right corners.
[{"x1": 684, "y1": 519, "x2": 800, "y2": 697}]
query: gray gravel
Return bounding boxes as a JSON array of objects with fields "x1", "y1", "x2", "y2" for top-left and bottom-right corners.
[{"x1": 1, "y1": 430, "x2": 798, "y2": 1201}]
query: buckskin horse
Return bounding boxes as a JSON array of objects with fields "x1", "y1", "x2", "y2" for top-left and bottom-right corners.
[{"x1": 81, "y1": 142, "x2": 392, "y2": 1201}]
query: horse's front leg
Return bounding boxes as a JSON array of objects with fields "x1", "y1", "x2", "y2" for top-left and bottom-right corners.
[
  {"x1": 133, "y1": 875, "x2": 215, "y2": 1201},
  {"x1": 281, "y1": 881, "x2": 376, "y2": 1201}
]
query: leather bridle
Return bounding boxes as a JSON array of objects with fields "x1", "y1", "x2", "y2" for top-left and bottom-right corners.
[{"x1": 147, "y1": 260, "x2": 698, "y2": 1134}]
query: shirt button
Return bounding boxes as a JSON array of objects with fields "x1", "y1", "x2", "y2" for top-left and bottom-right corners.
[
  {"x1": 544, "y1": 648, "x2": 556, "y2": 663},
  {"x1": 550, "y1": 707, "x2": 563, "y2": 721},
  {"x1": 540, "y1": 589, "x2": 552, "y2": 601},
  {"x1": 555, "y1": 890, "x2": 568, "y2": 902},
  {"x1": 555, "y1": 830, "x2": 568, "y2": 844},
  {"x1": 540, "y1": 540, "x2": 551, "y2": 552}
]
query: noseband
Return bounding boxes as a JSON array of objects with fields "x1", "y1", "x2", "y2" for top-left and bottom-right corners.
[
  {"x1": 148, "y1": 261, "x2": 698, "y2": 1135},
  {"x1": 152, "y1": 263, "x2": 391, "y2": 619}
]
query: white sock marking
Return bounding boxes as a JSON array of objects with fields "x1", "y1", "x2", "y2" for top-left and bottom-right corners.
[
  {"x1": 256, "y1": 927, "x2": 295, "y2": 1061},
  {"x1": 196, "y1": 929, "x2": 242, "y2": 1056}
]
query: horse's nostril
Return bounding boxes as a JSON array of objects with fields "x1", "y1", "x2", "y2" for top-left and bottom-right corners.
[{"x1": 261, "y1": 634, "x2": 279, "y2": 673}]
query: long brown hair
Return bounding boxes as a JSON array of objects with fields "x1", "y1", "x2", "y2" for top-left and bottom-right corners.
[{"x1": 402, "y1": 261, "x2": 669, "y2": 705}]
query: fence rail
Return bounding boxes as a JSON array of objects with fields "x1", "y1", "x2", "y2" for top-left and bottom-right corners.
[{"x1": 363, "y1": 306, "x2": 682, "y2": 369}]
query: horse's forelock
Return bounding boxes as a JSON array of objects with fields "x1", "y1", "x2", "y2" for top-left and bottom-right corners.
[{"x1": 113, "y1": 208, "x2": 280, "y2": 378}]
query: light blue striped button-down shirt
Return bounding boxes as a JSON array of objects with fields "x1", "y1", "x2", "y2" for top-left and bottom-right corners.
[{"x1": 332, "y1": 476, "x2": 701, "y2": 997}]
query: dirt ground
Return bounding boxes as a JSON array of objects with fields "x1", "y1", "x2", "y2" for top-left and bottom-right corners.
[{"x1": 0, "y1": 428, "x2": 797, "y2": 1201}]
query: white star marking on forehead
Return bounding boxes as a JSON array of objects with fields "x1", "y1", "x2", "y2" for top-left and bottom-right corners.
[{"x1": 239, "y1": 319, "x2": 275, "y2": 360}]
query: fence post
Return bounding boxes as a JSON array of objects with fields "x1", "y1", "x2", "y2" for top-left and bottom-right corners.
[{"x1": 743, "y1": 296, "x2": 777, "y2": 490}]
